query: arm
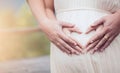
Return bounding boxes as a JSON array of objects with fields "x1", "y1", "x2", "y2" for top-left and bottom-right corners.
[
  {"x1": 27, "y1": 0, "x2": 83, "y2": 55},
  {"x1": 44, "y1": 0, "x2": 56, "y2": 20},
  {"x1": 27, "y1": 0, "x2": 55, "y2": 25}
]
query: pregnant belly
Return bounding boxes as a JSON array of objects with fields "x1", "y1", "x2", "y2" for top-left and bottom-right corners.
[{"x1": 56, "y1": 10, "x2": 111, "y2": 46}]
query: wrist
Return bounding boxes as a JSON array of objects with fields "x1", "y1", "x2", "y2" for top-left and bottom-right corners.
[
  {"x1": 38, "y1": 18, "x2": 58, "y2": 30},
  {"x1": 40, "y1": 18, "x2": 57, "y2": 25}
]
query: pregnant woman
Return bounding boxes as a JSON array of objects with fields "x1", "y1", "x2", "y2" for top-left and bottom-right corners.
[{"x1": 27, "y1": 0, "x2": 120, "y2": 73}]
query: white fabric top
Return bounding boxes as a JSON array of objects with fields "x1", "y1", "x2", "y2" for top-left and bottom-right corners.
[
  {"x1": 51, "y1": 1, "x2": 120, "y2": 73},
  {"x1": 54, "y1": 0, "x2": 120, "y2": 13}
]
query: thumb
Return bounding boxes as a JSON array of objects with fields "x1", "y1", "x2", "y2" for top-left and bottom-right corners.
[
  {"x1": 68, "y1": 27, "x2": 82, "y2": 34},
  {"x1": 85, "y1": 18, "x2": 105, "y2": 34},
  {"x1": 91, "y1": 18, "x2": 105, "y2": 28},
  {"x1": 59, "y1": 21, "x2": 75, "y2": 28}
]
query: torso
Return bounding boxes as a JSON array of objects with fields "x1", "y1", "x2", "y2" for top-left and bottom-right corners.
[{"x1": 51, "y1": 1, "x2": 120, "y2": 73}]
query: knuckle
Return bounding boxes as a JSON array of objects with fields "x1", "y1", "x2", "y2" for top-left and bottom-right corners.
[
  {"x1": 104, "y1": 27, "x2": 112, "y2": 32},
  {"x1": 104, "y1": 28, "x2": 108, "y2": 32},
  {"x1": 107, "y1": 27, "x2": 112, "y2": 31},
  {"x1": 50, "y1": 37, "x2": 57, "y2": 43},
  {"x1": 50, "y1": 39, "x2": 54, "y2": 42},
  {"x1": 94, "y1": 36, "x2": 100, "y2": 40},
  {"x1": 71, "y1": 50, "x2": 75, "y2": 53},
  {"x1": 64, "y1": 36, "x2": 69, "y2": 40},
  {"x1": 69, "y1": 47, "x2": 73, "y2": 51},
  {"x1": 95, "y1": 46, "x2": 99, "y2": 49},
  {"x1": 50, "y1": 33, "x2": 58, "y2": 39},
  {"x1": 56, "y1": 32, "x2": 61, "y2": 36},
  {"x1": 64, "y1": 44, "x2": 68, "y2": 47},
  {"x1": 65, "y1": 37, "x2": 72, "y2": 42},
  {"x1": 56, "y1": 37, "x2": 60, "y2": 40},
  {"x1": 52, "y1": 31, "x2": 58, "y2": 35},
  {"x1": 56, "y1": 43, "x2": 60, "y2": 47},
  {"x1": 53, "y1": 37, "x2": 59, "y2": 41}
]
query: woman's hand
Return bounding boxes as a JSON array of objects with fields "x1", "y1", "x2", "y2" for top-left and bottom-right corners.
[
  {"x1": 40, "y1": 19, "x2": 83, "y2": 55},
  {"x1": 85, "y1": 11, "x2": 120, "y2": 54}
]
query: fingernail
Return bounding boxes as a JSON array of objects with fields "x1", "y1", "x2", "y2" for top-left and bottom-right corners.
[
  {"x1": 74, "y1": 43, "x2": 77, "y2": 46},
  {"x1": 75, "y1": 43, "x2": 77, "y2": 46},
  {"x1": 90, "y1": 40, "x2": 94, "y2": 43}
]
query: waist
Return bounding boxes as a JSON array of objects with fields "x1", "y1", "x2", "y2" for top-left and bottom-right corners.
[
  {"x1": 55, "y1": 8, "x2": 111, "y2": 46},
  {"x1": 55, "y1": 7, "x2": 112, "y2": 14}
]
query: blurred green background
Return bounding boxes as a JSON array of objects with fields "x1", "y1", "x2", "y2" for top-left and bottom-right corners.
[{"x1": 0, "y1": 0, "x2": 50, "y2": 61}]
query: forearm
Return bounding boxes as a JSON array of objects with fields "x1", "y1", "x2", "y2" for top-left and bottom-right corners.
[
  {"x1": 27, "y1": 0, "x2": 56, "y2": 26},
  {"x1": 44, "y1": 0, "x2": 56, "y2": 20},
  {"x1": 45, "y1": 8, "x2": 56, "y2": 20}
]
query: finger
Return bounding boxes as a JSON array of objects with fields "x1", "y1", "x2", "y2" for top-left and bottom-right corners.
[
  {"x1": 86, "y1": 28, "x2": 109, "y2": 47},
  {"x1": 52, "y1": 40, "x2": 71, "y2": 54},
  {"x1": 58, "y1": 32, "x2": 77, "y2": 46},
  {"x1": 69, "y1": 36, "x2": 83, "y2": 53},
  {"x1": 74, "y1": 46, "x2": 83, "y2": 54},
  {"x1": 85, "y1": 31, "x2": 104, "y2": 48},
  {"x1": 62, "y1": 31, "x2": 83, "y2": 53},
  {"x1": 85, "y1": 26, "x2": 95, "y2": 34},
  {"x1": 55, "y1": 41, "x2": 71, "y2": 54},
  {"x1": 100, "y1": 33, "x2": 119, "y2": 52},
  {"x1": 85, "y1": 25, "x2": 103, "y2": 47},
  {"x1": 86, "y1": 18, "x2": 105, "y2": 34},
  {"x1": 63, "y1": 28, "x2": 71, "y2": 35},
  {"x1": 62, "y1": 28, "x2": 82, "y2": 53},
  {"x1": 68, "y1": 27, "x2": 82, "y2": 34},
  {"x1": 85, "y1": 40, "x2": 99, "y2": 53},
  {"x1": 57, "y1": 38, "x2": 80, "y2": 55},
  {"x1": 96, "y1": 25, "x2": 104, "y2": 32},
  {"x1": 59, "y1": 21, "x2": 75, "y2": 28},
  {"x1": 91, "y1": 33, "x2": 110, "y2": 54},
  {"x1": 89, "y1": 48, "x2": 97, "y2": 54},
  {"x1": 91, "y1": 18, "x2": 105, "y2": 28}
]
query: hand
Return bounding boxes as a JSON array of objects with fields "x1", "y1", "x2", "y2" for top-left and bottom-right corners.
[
  {"x1": 61, "y1": 21, "x2": 84, "y2": 55},
  {"x1": 85, "y1": 11, "x2": 120, "y2": 54},
  {"x1": 40, "y1": 19, "x2": 83, "y2": 55}
]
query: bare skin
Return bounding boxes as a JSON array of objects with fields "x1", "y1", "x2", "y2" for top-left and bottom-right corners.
[
  {"x1": 85, "y1": 10, "x2": 120, "y2": 54},
  {"x1": 27, "y1": 0, "x2": 83, "y2": 55},
  {"x1": 27, "y1": 0, "x2": 120, "y2": 55}
]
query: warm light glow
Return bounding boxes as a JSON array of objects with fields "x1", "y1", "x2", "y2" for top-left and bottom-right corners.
[{"x1": 0, "y1": 3, "x2": 49, "y2": 62}]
